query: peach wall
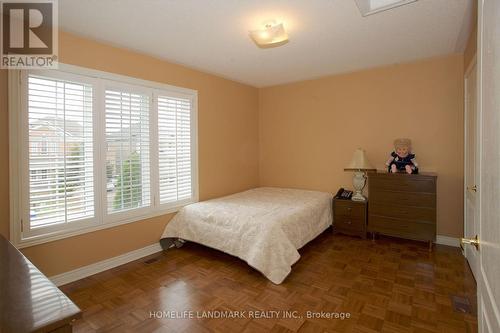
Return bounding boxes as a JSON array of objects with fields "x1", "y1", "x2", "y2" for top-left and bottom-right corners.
[
  {"x1": 259, "y1": 54, "x2": 464, "y2": 238},
  {"x1": 0, "y1": 31, "x2": 259, "y2": 276}
]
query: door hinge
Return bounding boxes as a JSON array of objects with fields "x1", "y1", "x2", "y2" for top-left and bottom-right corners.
[{"x1": 467, "y1": 185, "x2": 478, "y2": 193}]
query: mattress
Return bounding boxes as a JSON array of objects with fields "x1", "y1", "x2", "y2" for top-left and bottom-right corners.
[{"x1": 160, "y1": 187, "x2": 333, "y2": 284}]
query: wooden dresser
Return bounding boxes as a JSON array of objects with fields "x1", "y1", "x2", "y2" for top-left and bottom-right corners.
[
  {"x1": 0, "y1": 235, "x2": 81, "y2": 333},
  {"x1": 368, "y1": 171, "x2": 437, "y2": 249}
]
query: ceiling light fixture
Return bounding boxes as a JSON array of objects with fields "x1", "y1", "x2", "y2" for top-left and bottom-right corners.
[
  {"x1": 354, "y1": 0, "x2": 418, "y2": 17},
  {"x1": 249, "y1": 20, "x2": 288, "y2": 48}
]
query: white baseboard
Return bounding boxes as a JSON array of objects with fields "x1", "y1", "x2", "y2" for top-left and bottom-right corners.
[
  {"x1": 50, "y1": 243, "x2": 163, "y2": 286},
  {"x1": 436, "y1": 235, "x2": 460, "y2": 247}
]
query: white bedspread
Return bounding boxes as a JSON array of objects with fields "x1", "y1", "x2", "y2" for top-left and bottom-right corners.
[{"x1": 160, "y1": 187, "x2": 333, "y2": 284}]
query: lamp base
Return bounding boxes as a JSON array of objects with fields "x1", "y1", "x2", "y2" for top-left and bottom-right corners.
[
  {"x1": 351, "y1": 171, "x2": 367, "y2": 202},
  {"x1": 351, "y1": 192, "x2": 367, "y2": 202}
]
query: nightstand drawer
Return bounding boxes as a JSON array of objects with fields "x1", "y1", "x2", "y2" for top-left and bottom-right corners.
[
  {"x1": 335, "y1": 216, "x2": 365, "y2": 231},
  {"x1": 334, "y1": 201, "x2": 365, "y2": 218}
]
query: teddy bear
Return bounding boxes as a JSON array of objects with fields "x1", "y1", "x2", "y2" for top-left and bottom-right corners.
[{"x1": 386, "y1": 138, "x2": 419, "y2": 174}]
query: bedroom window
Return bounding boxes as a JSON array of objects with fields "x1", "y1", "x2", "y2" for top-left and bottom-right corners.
[{"x1": 9, "y1": 64, "x2": 198, "y2": 247}]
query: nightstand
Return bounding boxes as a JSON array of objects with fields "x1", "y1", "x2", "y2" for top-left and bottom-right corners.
[{"x1": 333, "y1": 198, "x2": 367, "y2": 239}]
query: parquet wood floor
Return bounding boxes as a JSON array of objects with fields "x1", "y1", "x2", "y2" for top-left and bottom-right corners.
[{"x1": 60, "y1": 230, "x2": 477, "y2": 333}]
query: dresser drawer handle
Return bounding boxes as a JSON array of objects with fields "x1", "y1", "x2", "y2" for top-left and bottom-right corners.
[{"x1": 345, "y1": 220, "x2": 352, "y2": 225}]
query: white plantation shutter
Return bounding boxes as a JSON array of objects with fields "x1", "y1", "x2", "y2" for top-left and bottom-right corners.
[
  {"x1": 13, "y1": 66, "x2": 197, "y2": 245},
  {"x1": 27, "y1": 75, "x2": 94, "y2": 228},
  {"x1": 157, "y1": 95, "x2": 193, "y2": 204},
  {"x1": 105, "y1": 88, "x2": 151, "y2": 213}
]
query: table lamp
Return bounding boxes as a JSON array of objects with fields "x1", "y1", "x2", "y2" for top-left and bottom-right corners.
[{"x1": 344, "y1": 148, "x2": 376, "y2": 201}]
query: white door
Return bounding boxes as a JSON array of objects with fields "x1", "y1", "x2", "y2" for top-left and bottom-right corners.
[
  {"x1": 474, "y1": 1, "x2": 500, "y2": 332},
  {"x1": 464, "y1": 59, "x2": 479, "y2": 279}
]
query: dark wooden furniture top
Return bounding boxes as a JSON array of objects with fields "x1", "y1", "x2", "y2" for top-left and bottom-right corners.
[
  {"x1": 333, "y1": 198, "x2": 367, "y2": 239},
  {"x1": 0, "y1": 235, "x2": 81, "y2": 333},
  {"x1": 368, "y1": 170, "x2": 437, "y2": 245}
]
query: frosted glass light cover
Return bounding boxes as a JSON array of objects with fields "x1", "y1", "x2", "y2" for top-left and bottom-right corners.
[{"x1": 249, "y1": 23, "x2": 288, "y2": 47}]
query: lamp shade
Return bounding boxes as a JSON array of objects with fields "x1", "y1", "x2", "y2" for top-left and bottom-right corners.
[{"x1": 344, "y1": 148, "x2": 376, "y2": 171}]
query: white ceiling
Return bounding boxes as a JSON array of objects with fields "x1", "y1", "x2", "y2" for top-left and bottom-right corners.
[{"x1": 59, "y1": 0, "x2": 473, "y2": 87}]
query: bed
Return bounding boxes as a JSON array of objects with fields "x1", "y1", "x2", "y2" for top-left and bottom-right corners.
[{"x1": 160, "y1": 187, "x2": 333, "y2": 284}]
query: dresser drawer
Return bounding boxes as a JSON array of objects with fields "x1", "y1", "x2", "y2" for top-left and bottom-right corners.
[
  {"x1": 370, "y1": 203, "x2": 435, "y2": 223},
  {"x1": 369, "y1": 176, "x2": 435, "y2": 193},
  {"x1": 368, "y1": 215, "x2": 435, "y2": 241},
  {"x1": 334, "y1": 201, "x2": 365, "y2": 218},
  {"x1": 370, "y1": 191, "x2": 436, "y2": 208},
  {"x1": 335, "y1": 216, "x2": 365, "y2": 232}
]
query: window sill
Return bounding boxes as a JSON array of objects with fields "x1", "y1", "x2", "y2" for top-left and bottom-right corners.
[{"x1": 14, "y1": 203, "x2": 190, "y2": 249}]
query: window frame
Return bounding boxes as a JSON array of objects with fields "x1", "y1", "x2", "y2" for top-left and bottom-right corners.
[{"x1": 9, "y1": 64, "x2": 199, "y2": 248}]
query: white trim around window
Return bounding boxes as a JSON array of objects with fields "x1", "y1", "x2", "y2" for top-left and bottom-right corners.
[{"x1": 9, "y1": 63, "x2": 199, "y2": 248}]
